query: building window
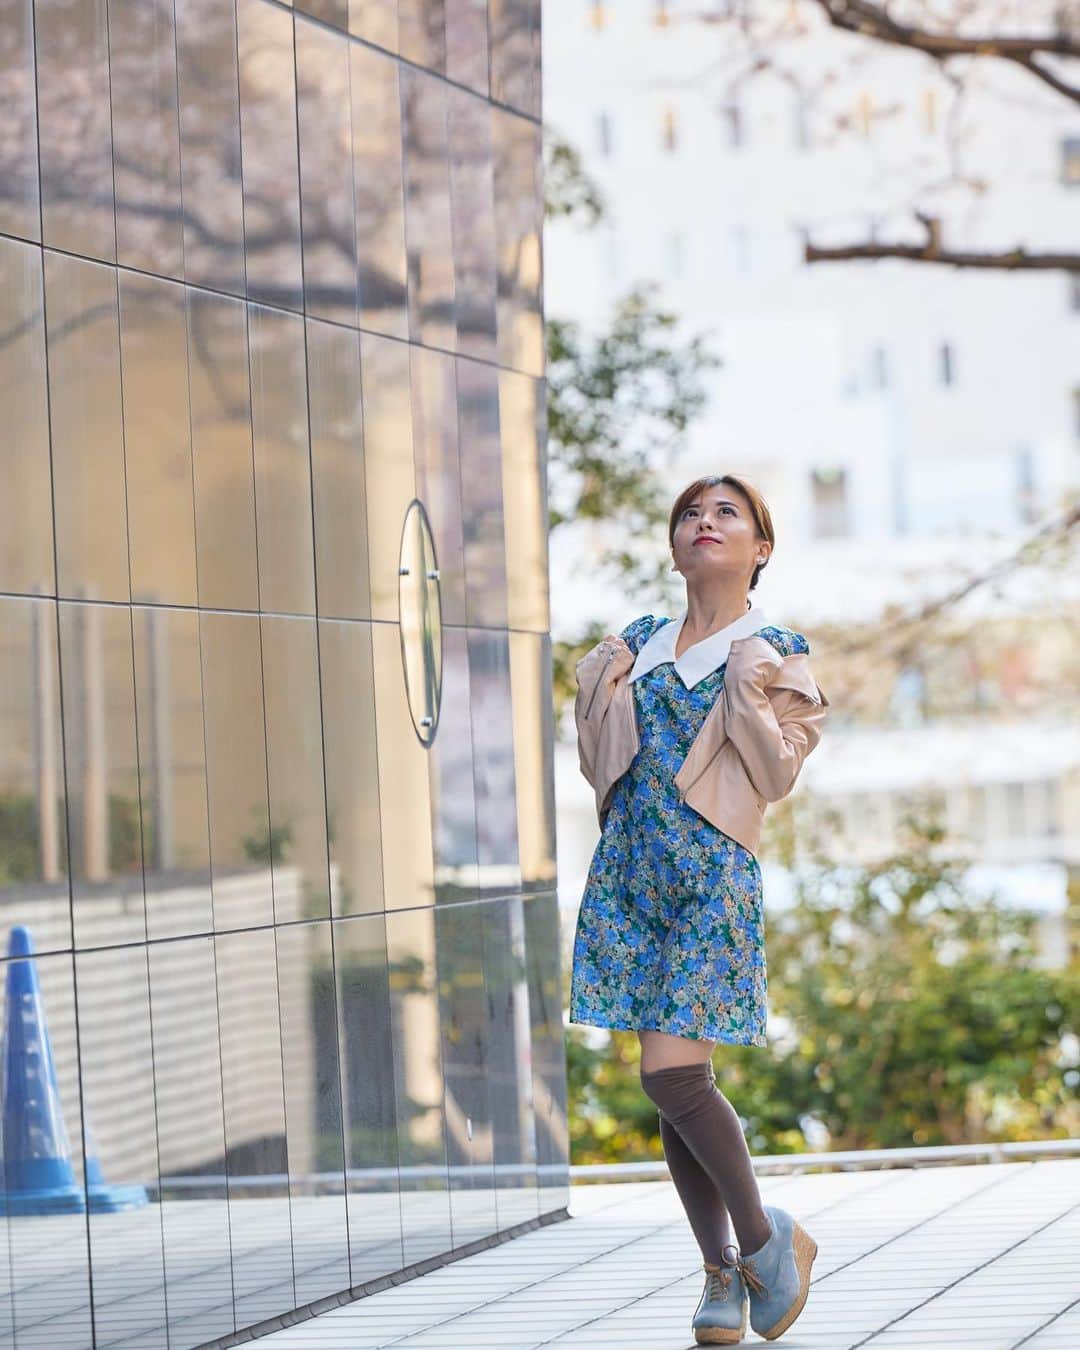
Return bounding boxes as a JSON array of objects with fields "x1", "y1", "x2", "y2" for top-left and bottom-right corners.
[
  {"x1": 1062, "y1": 137, "x2": 1080, "y2": 185},
  {"x1": 661, "y1": 105, "x2": 678, "y2": 152},
  {"x1": 590, "y1": 0, "x2": 607, "y2": 30},
  {"x1": 597, "y1": 110, "x2": 613, "y2": 157},
  {"x1": 854, "y1": 91, "x2": 874, "y2": 136},
  {"x1": 721, "y1": 100, "x2": 744, "y2": 149},
  {"x1": 793, "y1": 91, "x2": 811, "y2": 149},
  {"x1": 871, "y1": 345, "x2": 889, "y2": 389},
  {"x1": 939, "y1": 341, "x2": 955, "y2": 387},
  {"x1": 653, "y1": 0, "x2": 672, "y2": 25},
  {"x1": 810, "y1": 465, "x2": 849, "y2": 538},
  {"x1": 1070, "y1": 272, "x2": 1080, "y2": 311},
  {"x1": 728, "y1": 224, "x2": 750, "y2": 272},
  {"x1": 666, "y1": 230, "x2": 685, "y2": 278},
  {"x1": 1072, "y1": 386, "x2": 1080, "y2": 437},
  {"x1": 922, "y1": 88, "x2": 938, "y2": 135}
]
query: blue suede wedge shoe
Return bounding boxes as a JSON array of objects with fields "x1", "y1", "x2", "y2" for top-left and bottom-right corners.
[
  {"x1": 692, "y1": 1244, "x2": 747, "y2": 1345},
  {"x1": 736, "y1": 1205, "x2": 817, "y2": 1341}
]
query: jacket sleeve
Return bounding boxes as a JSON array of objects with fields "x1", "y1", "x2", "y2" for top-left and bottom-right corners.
[
  {"x1": 574, "y1": 635, "x2": 631, "y2": 789},
  {"x1": 722, "y1": 649, "x2": 830, "y2": 802}
]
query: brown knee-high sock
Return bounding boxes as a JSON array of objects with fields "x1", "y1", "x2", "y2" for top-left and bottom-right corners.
[
  {"x1": 641, "y1": 1061, "x2": 772, "y2": 1256},
  {"x1": 657, "y1": 1111, "x2": 736, "y2": 1264}
]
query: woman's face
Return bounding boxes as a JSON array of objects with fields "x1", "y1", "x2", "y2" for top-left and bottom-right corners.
[{"x1": 670, "y1": 488, "x2": 769, "y2": 584}]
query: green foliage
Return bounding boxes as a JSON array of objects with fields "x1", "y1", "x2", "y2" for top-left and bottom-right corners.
[{"x1": 566, "y1": 809, "x2": 1080, "y2": 1163}]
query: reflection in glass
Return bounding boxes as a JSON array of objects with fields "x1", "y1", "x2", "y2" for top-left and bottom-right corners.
[
  {"x1": 360, "y1": 333, "x2": 416, "y2": 622},
  {"x1": 435, "y1": 903, "x2": 496, "y2": 1243},
  {"x1": 132, "y1": 606, "x2": 214, "y2": 940},
  {"x1": 510, "y1": 631, "x2": 557, "y2": 893},
  {"x1": 296, "y1": 16, "x2": 359, "y2": 327},
  {"x1": 490, "y1": 0, "x2": 541, "y2": 118},
  {"x1": 57, "y1": 602, "x2": 147, "y2": 951},
  {"x1": 215, "y1": 927, "x2": 293, "y2": 1327},
  {"x1": 307, "y1": 319, "x2": 370, "y2": 621},
  {"x1": 524, "y1": 893, "x2": 571, "y2": 1210},
  {"x1": 483, "y1": 896, "x2": 538, "y2": 1230},
  {"x1": 0, "y1": 237, "x2": 53, "y2": 596},
  {"x1": 399, "y1": 0, "x2": 446, "y2": 72},
  {"x1": 249, "y1": 303, "x2": 317, "y2": 617},
  {"x1": 276, "y1": 921, "x2": 349, "y2": 1303},
  {"x1": 0, "y1": 598, "x2": 71, "y2": 951},
  {"x1": 334, "y1": 912, "x2": 404, "y2": 1283},
  {"x1": 36, "y1": 0, "x2": 115, "y2": 260},
  {"x1": 43, "y1": 251, "x2": 129, "y2": 602},
  {"x1": 499, "y1": 369, "x2": 550, "y2": 633},
  {"x1": 109, "y1": 0, "x2": 184, "y2": 278},
  {"x1": 261, "y1": 615, "x2": 331, "y2": 922},
  {"x1": 448, "y1": 88, "x2": 498, "y2": 363},
  {"x1": 429, "y1": 629, "x2": 480, "y2": 905},
  {"x1": 348, "y1": 0, "x2": 399, "y2": 50},
  {"x1": 236, "y1": 0, "x2": 303, "y2": 311},
  {"x1": 318, "y1": 620, "x2": 385, "y2": 917},
  {"x1": 200, "y1": 611, "x2": 274, "y2": 931},
  {"x1": 385, "y1": 906, "x2": 451, "y2": 1265},
  {"x1": 398, "y1": 499, "x2": 443, "y2": 747},
  {"x1": 457, "y1": 358, "x2": 509, "y2": 628},
  {"x1": 410, "y1": 347, "x2": 467, "y2": 625},
  {"x1": 468, "y1": 630, "x2": 520, "y2": 894},
  {"x1": 446, "y1": 0, "x2": 489, "y2": 94},
  {"x1": 350, "y1": 42, "x2": 409, "y2": 338},
  {"x1": 118, "y1": 272, "x2": 198, "y2": 606},
  {"x1": 175, "y1": 0, "x2": 245, "y2": 295},
  {"x1": 0, "y1": 943, "x2": 93, "y2": 1348},
  {"x1": 493, "y1": 108, "x2": 544, "y2": 377},
  {"x1": 148, "y1": 936, "x2": 234, "y2": 1347},
  {"x1": 0, "y1": 0, "x2": 40, "y2": 241},
  {"x1": 401, "y1": 67, "x2": 457, "y2": 351}
]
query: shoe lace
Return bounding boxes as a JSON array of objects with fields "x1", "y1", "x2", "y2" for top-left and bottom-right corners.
[
  {"x1": 736, "y1": 1253, "x2": 768, "y2": 1299},
  {"x1": 701, "y1": 1262, "x2": 733, "y2": 1303}
]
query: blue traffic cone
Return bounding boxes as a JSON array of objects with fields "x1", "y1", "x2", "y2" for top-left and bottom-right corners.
[{"x1": 0, "y1": 926, "x2": 148, "y2": 1216}]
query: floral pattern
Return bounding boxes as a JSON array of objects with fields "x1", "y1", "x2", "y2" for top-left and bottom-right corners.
[{"x1": 569, "y1": 613, "x2": 810, "y2": 1047}]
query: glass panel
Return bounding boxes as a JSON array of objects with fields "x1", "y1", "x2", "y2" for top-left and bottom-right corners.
[
  {"x1": 186, "y1": 287, "x2": 260, "y2": 612},
  {"x1": 468, "y1": 630, "x2": 520, "y2": 895},
  {"x1": 482, "y1": 894, "x2": 537, "y2": 1229},
  {"x1": 524, "y1": 892, "x2": 570, "y2": 1212},
  {"x1": 297, "y1": 0, "x2": 347, "y2": 25},
  {"x1": 445, "y1": 0, "x2": 488, "y2": 95},
  {"x1": 360, "y1": 332, "x2": 415, "y2": 623},
  {"x1": 0, "y1": 942, "x2": 92, "y2": 1348},
  {"x1": 510, "y1": 630, "x2": 557, "y2": 894},
  {"x1": 499, "y1": 369, "x2": 550, "y2": 632},
  {"x1": 385, "y1": 906, "x2": 450, "y2": 1264},
  {"x1": 175, "y1": 0, "x2": 245, "y2": 296},
  {"x1": 261, "y1": 615, "x2": 331, "y2": 923},
  {"x1": 307, "y1": 318, "x2": 370, "y2": 621},
  {"x1": 435, "y1": 903, "x2": 496, "y2": 1243},
  {"x1": 349, "y1": 42, "x2": 408, "y2": 339},
  {"x1": 371, "y1": 621, "x2": 435, "y2": 911},
  {"x1": 57, "y1": 601, "x2": 148, "y2": 951},
  {"x1": 215, "y1": 927, "x2": 294, "y2": 1327},
  {"x1": 398, "y1": 0, "x2": 444, "y2": 72},
  {"x1": 236, "y1": 0, "x2": 303, "y2": 311},
  {"x1": 0, "y1": 597, "x2": 72, "y2": 952},
  {"x1": 318, "y1": 620, "x2": 384, "y2": 917},
  {"x1": 0, "y1": 0, "x2": 40, "y2": 241},
  {"x1": 410, "y1": 346, "x2": 466, "y2": 626},
  {"x1": 131, "y1": 606, "x2": 214, "y2": 940},
  {"x1": 334, "y1": 912, "x2": 403, "y2": 1282},
  {"x1": 36, "y1": 0, "x2": 115, "y2": 260},
  {"x1": 148, "y1": 935, "x2": 234, "y2": 1347},
  {"x1": 490, "y1": 0, "x2": 540, "y2": 119},
  {"x1": 430, "y1": 627, "x2": 478, "y2": 905},
  {"x1": 492, "y1": 108, "x2": 543, "y2": 376},
  {"x1": 457, "y1": 357, "x2": 508, "y2": 628},
  {"x1": 43, "y1": 251, "x2": 129, "y2": 603},
  {"x1": 401, "y1": 66, "x2": 457, "y2": 351},
  {"x1": 118, "y1": 272, "x2": 198, "y2": 606},
  {"x1": 248, "y1": 303, "x2": 317, "y2": 617},
  {"x1": 275, "y1": 920, "x2": 349, "y2": 1302},
  {"x1": 348, "y1": 0, "x2": 398, "y2": 51},
  {"x1": 75, "y1": 943, "x2": 168, "y2": 1348},
  {"x1": 0, "y1": 236, "x2": 54, "y2": 596},
  {"x1": 295, "y1": 15, "x2": 359, "y2": 327},
  {"x1": 109, "y1": 0, "x2": 184, "y2": 278},
  {"x1": 199, "y1": 611, "x2": 273, "y2": 931},
  {"x1": 448, "y1": 87, "x2": 497, "y2": 362}
]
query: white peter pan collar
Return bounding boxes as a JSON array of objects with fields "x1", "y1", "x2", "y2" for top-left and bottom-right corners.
[{"x1": 628, "y1": 604, "x2": 770, "y2": 690}]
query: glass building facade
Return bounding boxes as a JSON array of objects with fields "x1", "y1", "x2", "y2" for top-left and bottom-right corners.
[{"x1": 0, "y1": 1, "x2": 563, "y2": 1345}]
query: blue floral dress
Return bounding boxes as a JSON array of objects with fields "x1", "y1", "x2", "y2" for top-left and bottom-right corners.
[{"x1": 569, "y1": 614, "x2": 809, "y2": 1047}]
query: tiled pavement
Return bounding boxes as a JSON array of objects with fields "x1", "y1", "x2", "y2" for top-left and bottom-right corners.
[{"x1": 255, "y1": 1159, "x2": 1080, "y2": 1349}]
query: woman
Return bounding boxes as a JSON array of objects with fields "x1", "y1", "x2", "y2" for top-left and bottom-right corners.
[{"x1": 569, "y1": 474, "x2": 830, "y2": 1345}]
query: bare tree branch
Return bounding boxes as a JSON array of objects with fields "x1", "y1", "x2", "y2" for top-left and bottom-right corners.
[
  {"x1": 811, "y1": 0, "x2": 1080, "y2": 105},
  {"x1": 807, "y1": 209, "x2": 1080, "y2": 270}
]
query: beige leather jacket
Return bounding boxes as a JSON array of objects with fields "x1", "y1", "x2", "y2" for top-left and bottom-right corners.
[{"x1": 574, "y1": 628, "x2": 830, "y2": 857}]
